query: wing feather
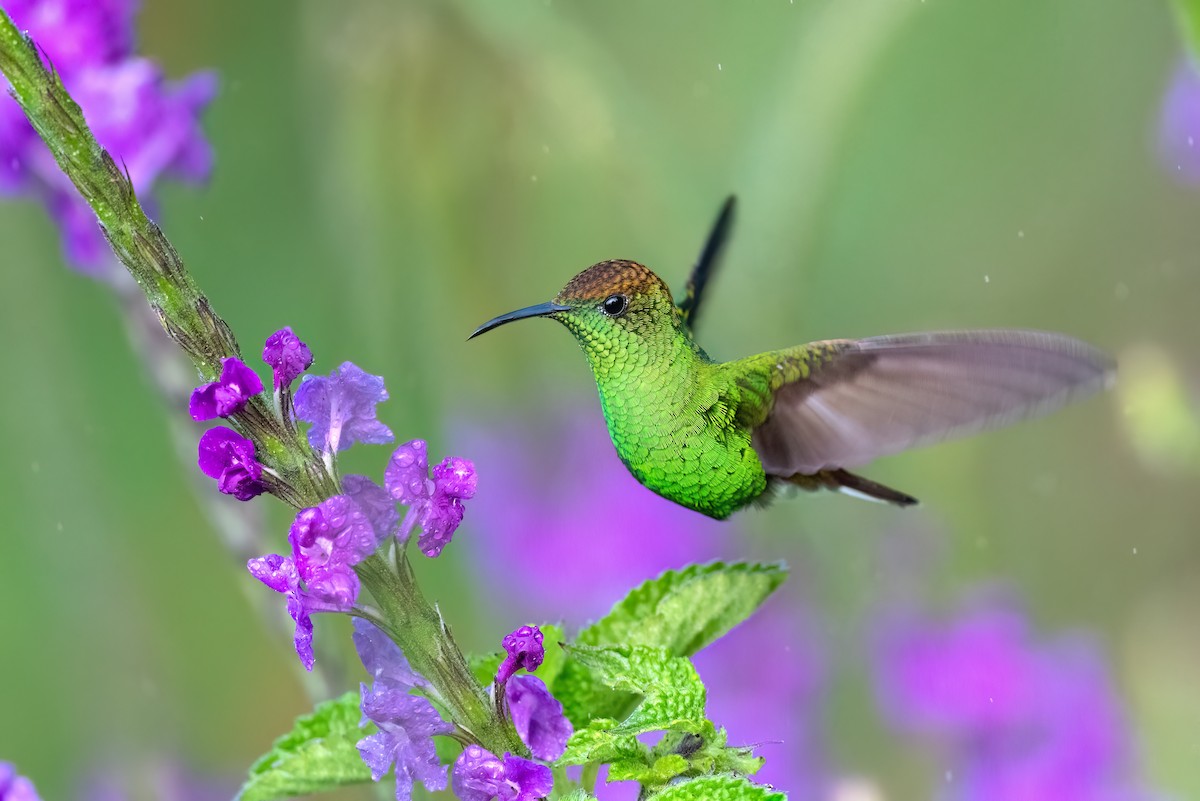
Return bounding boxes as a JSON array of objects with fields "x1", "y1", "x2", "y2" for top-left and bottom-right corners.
[{"x1": 751, "y1": 330, "x2": 1114, "y2": 476}]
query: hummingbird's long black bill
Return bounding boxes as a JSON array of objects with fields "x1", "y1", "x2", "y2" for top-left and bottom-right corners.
[{"x1": 469, "y1": 301, "x2": 571, "y2": 339}]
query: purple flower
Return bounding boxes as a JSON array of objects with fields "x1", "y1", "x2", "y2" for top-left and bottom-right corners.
[
  {"x1": 873, "y1": 597, "x2": 1155, "y2": 801},
  {"x1": 385, "y1": 440, "x2": 476, "y2": 557},
  {"x1": 247, "y1": 553, "x2": 315, "y2": 671},
  {"x1": 294, "y1": 362, "x2": 393, "y2": 454},
  {"x1": 262, "y1": 327, "x2": 313, "y2": 391},
  {"x1": 506, "y1": 675, "x2": 572, "y2": 762},
  {"x1": 353, "y1": 619, "x2": 451, "y2": 799},
  {"x1": 0, "y1": 0, "x2": 215, "y2": 275},
  {"x1": 196, "y1": 426, "x2": 265, "y2": 500},
  {"x1": 288, "y1": 496, "x2": 379, "y2": 608},
  {"x1": 1159, "y1": 59, "x2": 1200, "y2": 184},
  {"x1": 497, "y1": 626, "x2": 544, "y2": 684},
  {"x1": 343, "y1": 474, "x2": 399, "y2": 541},
  {"x1": 247, "y1": 496, "x2": 380, "y2": 670},
  {"x1": 189, "y1": 358, "x2": 263, "y2": 420},
  {"x1": 0, "y1": 762, "x2": 39, "y2": 801},
  {"x1": 451, "y1": 746, "x2": 552, "y2": 801}
]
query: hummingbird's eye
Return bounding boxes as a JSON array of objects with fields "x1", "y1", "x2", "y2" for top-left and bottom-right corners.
[{"x1": 602, "y1": 294, "x2": 628, "y2": 316}]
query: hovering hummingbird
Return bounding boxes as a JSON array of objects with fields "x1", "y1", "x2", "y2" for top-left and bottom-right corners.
[{"x1": 471, "y1": 197, "x2": 1114, "y2": 519}]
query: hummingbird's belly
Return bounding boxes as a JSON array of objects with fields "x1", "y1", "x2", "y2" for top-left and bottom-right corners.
[{"x1": 606, "y1": 415, "x2": 767, "y2": 520}]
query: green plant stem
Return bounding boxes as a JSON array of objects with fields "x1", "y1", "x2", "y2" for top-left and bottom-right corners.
[
  {"x1": 0, "y1": 10, "x2": 337, "y2": 507},
  {"x1": 356, "y1": 547, "x2": 528, "y2": 758}
]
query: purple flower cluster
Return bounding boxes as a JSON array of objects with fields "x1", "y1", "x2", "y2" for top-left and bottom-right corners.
[
  {"x1": 352, "y1": 621, "x2": 569, "y2": 800},
  {"x1": 386, "y1": 440, "x2": 478, "y2": 557},
  {"x1": 219, "y1": 329, "x2": 477, "y2": 668},
  {"x1": 874, "y1": 598, "x2": 1152, "y2": 801},
  {"x1": 0, "y1": 0, "x2": 215, "y2": 275},
  {"x1": 0, "y1": 762, "x2": 39, "y2": 801}
]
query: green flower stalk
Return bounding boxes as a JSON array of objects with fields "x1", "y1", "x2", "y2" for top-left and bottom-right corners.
[{"x1": 0, "y1": 3, "x2": 523, "y2": 765}]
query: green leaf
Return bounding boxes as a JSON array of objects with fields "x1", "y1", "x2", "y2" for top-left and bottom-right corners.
[
  {"x1": 556, "y1": 719, "x2": 646, "y2": 767},
  {"x1": 568, "y1": 645, "x2": 706, "y2": 735},
  {"x1": 608, "y1": 754, "x2": 689, "y2": 782},
  {"x1": 555, "y1": 562, "x2": 786, "y2": 725},
  {"x1": 648, "y1": 775, "x2": 787, "y2": 801},
  {"x1": 579, "y1": 561, "x2": 787, "y2": 654},
  {"x1": 237, "y1": 692, "x2": 373, "y2": 801},
  {"x1": 558, "y1": 792, "x2": 599, "y2": 801}
]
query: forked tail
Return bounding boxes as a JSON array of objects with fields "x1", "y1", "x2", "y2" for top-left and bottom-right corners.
[{"x1": 785, "y1": 468, "x2": 919, "y2": 507}]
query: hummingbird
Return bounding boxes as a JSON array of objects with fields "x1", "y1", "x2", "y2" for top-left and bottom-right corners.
[{"x1": 471, "y1": 197, "x2": 1114, "y2": 520}]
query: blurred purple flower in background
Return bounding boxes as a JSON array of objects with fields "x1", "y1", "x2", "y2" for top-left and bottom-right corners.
[
  {"x1": 874, "y1": 595, "x2": 1155, "y2": 801},
  {"x1": 78, "y1": 761, "x2": 235, "y2": 801},
  {"x1": 0, "y1": 0, "x2": 215, "y2": 275},
  {"x1": 1158, "y1": 58, "x2": 1200, "y2": 184},
  {"x1": 0, "y1": 762, "x2": 39, "y2": 801},
  {"x1": 456, "y1": 410, "x2": 828, "y2": 796}
]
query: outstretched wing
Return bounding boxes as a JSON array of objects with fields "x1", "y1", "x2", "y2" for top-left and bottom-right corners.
[{"x1": 750, "y1": 330, "x2": 1114, "y2": 476}]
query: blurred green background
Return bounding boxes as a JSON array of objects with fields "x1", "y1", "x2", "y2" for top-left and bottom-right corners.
[{"x1": 1, "y1": 0, "x2": 1198, "y2": 798}]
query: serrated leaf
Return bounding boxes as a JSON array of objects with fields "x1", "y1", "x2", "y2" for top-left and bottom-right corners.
[
  {"x1": 568, "y1": 645, "x2": 705, "y2": 735},
  {"x1": 648, "y1": 775, "x2": 787, "y2": 801},
  {"x1": 237, "y1": 692, "x2": 372, "y2": 801},
  {"x1": 608, "y1": 753, "x2": 689, "y2": 783},
  {"x1": 556, "y1": 719, "x2": 646, "y2": 767},
  {"x1": 556, "y1": 562, "x2": 785, "y2": 726},
  {"x1": 469, "y1": 624, "x2": 568, "y2": 687},
  {"x1": 579, "y1": 562, "x2": 787, "y2": 654}
]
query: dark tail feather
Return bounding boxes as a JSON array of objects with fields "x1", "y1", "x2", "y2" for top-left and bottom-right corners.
[{"x1": 785, "y1": 468, "x2": 919, "y2": 507}]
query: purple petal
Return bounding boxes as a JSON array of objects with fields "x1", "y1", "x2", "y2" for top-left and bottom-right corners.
[
  {"x1": 498, "y1": 755, "x2": 553, "y2": 801},
  {"x1": 3, "y1": 0, "x2": 136, "y2": 72},
  {"x1": 246, "y1": 554, "x2": 315, "y2": 671},
  {"x1": 451, "y1": 746, "x2": 508, "y2": 801},
  {"x1": 432, "y1": 456, "x2": 477, "y2": 500},
  {"x1": 506, "y1": 675, "x2": 572, "y2": 761},
  {"x1": 343, "y1": 475, "x2": 399, "y2": 544},
  {"x1": 356, "y1": 682, "x2": 451, "y2": 797},
  {"x1": 287, "y1": 497, "x2": 376, "y2": 609},
  {"x1": 294, "y1": 362, "x2": 393, "y2": 453},
  {"x1": 262, "y1": 327, "x2": 314, "y2": 390},
  {"x1": 246, "y1": 553, "x2": 298, "y2": 595},
  {"x1": 497, "y1": 625, "x2": 545, "y2": 684},
  {"x1": 416, "y1": 497, "x2": 465, "y2": 558},
  {"x1": 352, "y1": 618, "x2": 427, "y2": 690},
  {"x1": 196, "y1": 427, "x2": 265, "y2": 500},
  {"x1": 189, "y1": 358, "x2": 263, "y2": 420},
  {"x1": 450, "y1": 747, "x2": 552, "y2": 801},
  {"x1": 385, "y1": 440, "x2": 433, "y2": 505}
]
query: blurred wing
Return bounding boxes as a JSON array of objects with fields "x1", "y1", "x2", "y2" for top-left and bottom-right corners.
[{"x1": 751, "y1": 330, "x2": 1114, "y2": 476}]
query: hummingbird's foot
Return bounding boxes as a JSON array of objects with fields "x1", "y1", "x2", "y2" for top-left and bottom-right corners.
[{"x1": 785, "y1": 468, "x2": 919, "y2": 508}]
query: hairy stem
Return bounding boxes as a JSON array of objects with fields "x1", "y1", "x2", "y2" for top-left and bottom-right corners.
[{"x1": 356, "y1": 549, "x2": 527, "y2": 759}]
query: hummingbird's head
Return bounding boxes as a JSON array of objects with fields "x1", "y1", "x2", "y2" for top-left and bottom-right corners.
[{"x1": 470, "y1": 260, "x2": 682, "y2": 369}]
